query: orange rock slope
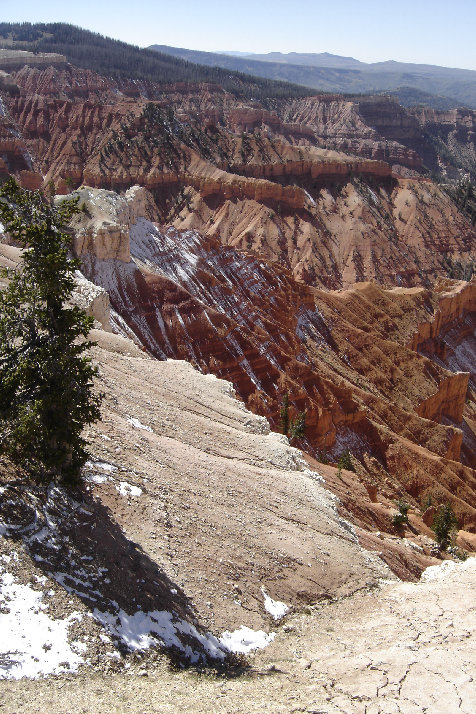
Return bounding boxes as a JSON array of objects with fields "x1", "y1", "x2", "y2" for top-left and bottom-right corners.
[
  {"x1": 1, "y1": 63, "x2": 474, "y2": 290},
  {"x1": 0, "y1": 61, "x2": 475, "y2": 558},
  {"x1": 71, "y1": 188, "x2": 476, "y2": 545}
]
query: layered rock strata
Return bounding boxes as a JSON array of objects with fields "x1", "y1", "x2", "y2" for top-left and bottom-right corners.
[{"x1": 69, "y1": 187, "x2": 476, "y2": 536}]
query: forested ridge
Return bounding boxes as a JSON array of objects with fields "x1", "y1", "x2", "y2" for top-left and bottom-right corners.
[{"x1": 0, "y1": 22, "x2": 314, "y2": 100}]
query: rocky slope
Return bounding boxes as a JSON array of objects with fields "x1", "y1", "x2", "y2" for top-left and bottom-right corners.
[
  {"x1": 60, "y1": 186, "x2": 476, "y2": 544},
  {"x1": 0, "y1": 328, "x2": 400, "y2": 672},
  {"x1": 0, "y1": 64, "x2": 475, "y2": 290}
]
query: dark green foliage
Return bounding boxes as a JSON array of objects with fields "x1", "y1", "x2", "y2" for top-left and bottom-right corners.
[
  {"x1": 0, "y1": 23, "x2": 312, "y2": 101},
  {"x1": 337, "y1": 449, "x2": 355, "y2": 472},
  {"x1": 441, "y1": 256, "x2": 475, "y2": 281},
  {"x1": 279, "y1": 392, "x2": 306, "y2": 443},
  {"x1": 289, "y1": 411, "x2": 306, "y2": 441},
  {"x1": 444, "y1": 178, "x2": 476, "y2": 225},
  {"x1": 148, "y1": 45, "x2": 476, "y2": 109},
  {"x1": 432, "y1": 503, "x2": 459, "y2": 550},
  {"x1": 280, "y1": 392, "x2": 290, "y2": 436},
  {"x1": 316, "y1": 451, "x2": 329, "y2": 465},
  {"x1": 379, "y1": 87, "x2": 467, "y2": 110},
  {"x1": 0, "y1": 178, "x2": 102, "y2": 484},
  {"x1": 392, "y1": 500, "x2": 410, "y2": 527}
]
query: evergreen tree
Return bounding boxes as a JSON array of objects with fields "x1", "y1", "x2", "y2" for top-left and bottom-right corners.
[
  {"x1": 280, "y1": 392, "x2": 289, "y2": 436},
  {"x1": 432, "y1": 503, "x2": 459, "y2": 550},
  {"x1": 0, "y1": 178, "x2": 102, "y2": 484},
  {"x1": 289, "y1": 411, "x2": 306, "y2": 442},
  {"x1": 279, "y1": 391, "x2": 306, "y2": 443}
]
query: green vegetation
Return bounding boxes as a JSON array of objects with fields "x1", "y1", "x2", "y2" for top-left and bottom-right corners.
[
  {"x1": 392, "y1": 500, "x2": 410, "y2": 527},
  {"x1": 147, "y1": 45, "x2": 476, "y2": 109},
  {"x1": 445, "y1": 178, "x2": 476, "y2": 225},
  {"x1": 0, "y1": 23, "x2": 313, "y2": 100},
  {"x1": 337, "y1": 449, "x2": 355, "y2": 473},
  {"x1": 431, "y1": 503, "x2": 459, "y2": 550},
  {"x1": 279, "y1": 392, "x2": 290, "y2": 437},
  {"x1": 279, "y1": 392, "x2": 306, "y2": 443},
  {"x1": 0, "y1": 179, "x2": 102, "y2": 484}
]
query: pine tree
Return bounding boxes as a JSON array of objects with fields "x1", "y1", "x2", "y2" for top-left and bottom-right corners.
[
  {"x1": 279, "y1": 391, "x2": 306, "y2": 443},
  {"x1": 289, "y1": 411, "x2": 306, "y2": 442},
  {"x1": 0, "y1": 178, "x2": 102, "y2": 484},
  {"x1": 280, "y1": 392, "x2": 289, "y2": 436},
  {"x1": 432, "y1": 503, "x2": 459, "y2": 550}
]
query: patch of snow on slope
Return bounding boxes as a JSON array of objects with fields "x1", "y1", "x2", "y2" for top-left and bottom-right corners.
[
  {"x1": 219, "y1": 626, "x2": 275, "y2": 654},
  {"x1": 117, "y1": 482, "x2": 143, "y2": 498},
  {"x1": 0, "y1": 572, "x2": 85, "y2": 679},
  {"x1": 304, "y1": 189, "x2": 316, "y2": 206},
  {"x1": 92, "y1": 607, "x2": 225, "y2": 663},
  {"x1": 127, "y1": 416, "x2": 153, "y2": 432},
  {"x1": 261, "y1": 588, "x2": 289, "y2": 620},
  {"x1": 420, "y1": 558, "x2": 476, "y2": 583},
  {"x1": 1, "y1": 484, "x2": 227, "y2": 665}
]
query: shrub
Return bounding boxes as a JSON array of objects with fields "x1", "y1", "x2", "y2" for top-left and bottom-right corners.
[
  {"x1": 392, "y1": 499, "x2": 410, "y2": 527},
  {"x1": 279, "y1": 392, "x2": 306, "y2": 443},
  {"x1": 337, "y1": 449, "x2": 355, "y2": 472},
  {"x1": 432, "y1": 503, "x2": 459, "y2": 550}
]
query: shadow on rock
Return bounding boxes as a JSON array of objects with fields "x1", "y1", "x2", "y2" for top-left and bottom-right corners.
[{"x1": 0, "y1": 474, "x2": 229, "y2": 667}]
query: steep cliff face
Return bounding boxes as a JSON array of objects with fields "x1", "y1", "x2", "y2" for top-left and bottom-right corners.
[
  {"x1": 69, "y1": 187, "x2": 476, "y2": 535},
  {"x1": 1, "y1": 64, "x2": 474, "y2": 291},
  {"x1": 1, "y1": 62, "x2": 475, "y2": 536},
  {"x1": 409, "y1": 106, "x2": 476, "y2": 179},
  {"x1": 278, "y1": 95, "x2": 423, "y2": 169}
]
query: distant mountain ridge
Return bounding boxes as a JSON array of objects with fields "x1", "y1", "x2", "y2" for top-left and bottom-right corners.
[
  {"x1": 150, "y1": 46, "x2": 476, "y2": 108},
  {"x1": 222, "y1": 51, "x2": 365, "y2": 69}
]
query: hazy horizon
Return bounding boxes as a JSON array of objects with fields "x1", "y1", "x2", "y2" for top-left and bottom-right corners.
[{"x1": 2, "y1": 0, "x2": 476, "y2": 72}]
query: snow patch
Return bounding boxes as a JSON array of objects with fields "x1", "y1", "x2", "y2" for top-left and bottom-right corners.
[
  {"x1": 85, "y1": 474, "x2": 109, "y2": 484},
  {"x1": 127, "y1": 417, "x2": 153, "y2": 432},
  {"x1": 304, "y1": 189, "x2": 316, "y2": 206},
  {"x1": 92, "y1": 607, "x2": 225, "y2": 663},
  {"x1": 421, "y1": 558, "x2": 476, "y2": 583},
  {"x1": 0, "y1": 573, "x2": 85, "y2": 679},
  {"x1": 86, "y1": 460, "x2": 117, "y2": 473},
  {"x1": 219, "y1": 626, "x2": 275, "y2": 654},
  {"x1": 117, "y1": 482, "x2": 143, "y2": 498},
  {"x1": 261, "y1": 588, "x2": 289, "y2": 620}
]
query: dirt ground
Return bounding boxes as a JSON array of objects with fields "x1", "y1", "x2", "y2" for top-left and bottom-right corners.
[{"x1": 2, "y1": 558, "x2": 475, "y2": 713}]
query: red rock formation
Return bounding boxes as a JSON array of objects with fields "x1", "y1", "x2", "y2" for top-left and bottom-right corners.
[
  {"x1": 1, "y1": 64, "x2": 474, "y2": 291},
  {"x1": 0, "y1": 63, "x2": 474, "y2": 543},
  {"x1": 72, "y1": 189, "x2": 476, "y2": 536}
]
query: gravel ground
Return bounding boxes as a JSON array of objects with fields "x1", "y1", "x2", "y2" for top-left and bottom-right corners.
[{"x1": 1, "y1": 558, "x2": 475, "y2": 713}]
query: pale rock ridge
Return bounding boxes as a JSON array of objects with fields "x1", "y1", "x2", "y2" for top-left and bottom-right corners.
[
  {"x1": 70, "y1": 186, "x2": 157, "y2": 262},
  {"x1": 408, "y1": 279, "x2": 476, "y2": 352},
  {"x1": 73, "y1": 272, "x2": 112, "y2": 332},
  {"x1": 0, "y1": 50, "x2": 67, "y2": 71}
]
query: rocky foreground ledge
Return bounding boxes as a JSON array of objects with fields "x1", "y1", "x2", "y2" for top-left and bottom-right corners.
[
  {"x1": 0, "y1": 309, "x2": 475, "y2": 710},
  {"x1": 2, "y1": 557, "x2": 475, "y2": 712}
]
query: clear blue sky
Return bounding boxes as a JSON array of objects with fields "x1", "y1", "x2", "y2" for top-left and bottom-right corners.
[{"x1": 2, "y1": 0, "x2": 476, "y2": 71}]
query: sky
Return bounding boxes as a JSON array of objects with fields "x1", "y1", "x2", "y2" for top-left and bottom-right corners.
[{"x1": 2, "y1": 0, "x2": 476, "y2": 71}]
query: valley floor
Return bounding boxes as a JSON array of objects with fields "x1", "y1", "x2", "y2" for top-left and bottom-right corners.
[{"x1": 2, "y1": 557, "x2": 475, "y2": 714}]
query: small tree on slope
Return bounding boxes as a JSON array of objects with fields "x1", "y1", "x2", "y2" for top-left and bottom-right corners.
[{"x1": 0, "y1": 178, "x2": 102, "y2": 485}]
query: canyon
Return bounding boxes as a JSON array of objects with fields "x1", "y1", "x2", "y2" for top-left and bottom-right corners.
[{"x1": 0, "y1": 46, "x2": 475, "y2": 689}]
